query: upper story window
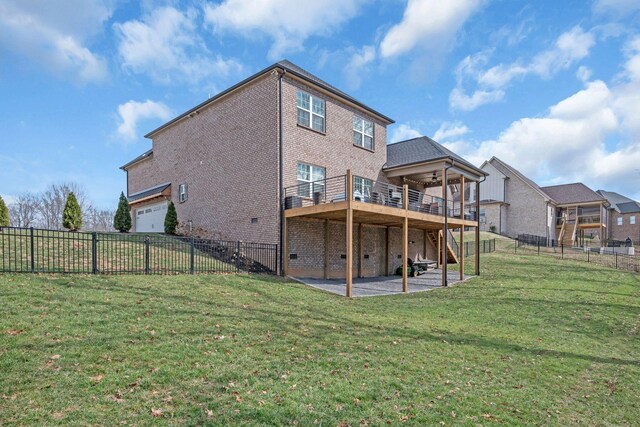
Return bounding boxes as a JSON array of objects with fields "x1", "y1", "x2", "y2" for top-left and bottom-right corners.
[
  {"x1": 297, "y1": 91, "x2": 325, "y2": 132},
  {"x1": 178, "y1": 184, "x2": 188, "y2": 203},
  {"x1": 353, "y1": 176, "x2": 372, "y2": 200},
  {"x1": 297, "y1": 163, "x2": 325, "y2": 198},
  {"x1": 617, "y1": 217, "x2": 623, "y2": 226},
  {"x1": 631, "y1": 215, "x2": 636, "y2": 225},
  {"x1": 353, "y1": 115, "x2": 374, "y2": 150}
]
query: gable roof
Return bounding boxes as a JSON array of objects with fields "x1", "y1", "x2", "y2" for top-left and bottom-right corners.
[
  {"x1": 597, "y1": 189, "x2": 636, "y2": 212},
  {"x1": 128, "y1": 182, "x2": 171, "y2": 202},
  {"x1": 483, "y1": 157, "x2": 553, "y2": 202},
  {"x1": 540, "y1": 183, "x2": 606, "y2": 205},
  {"x1": 120, "y1": 149, "x2": 153, "y2": 170},
  {"x1": 617, "y1": 201, "x2": 640, "y2": 214},
  {"x1": 385, "y1": 136, "x2": 485, "y2": 175},
  {"x1": 144, "y1": 60, "x2": 393, "y2": 139}
]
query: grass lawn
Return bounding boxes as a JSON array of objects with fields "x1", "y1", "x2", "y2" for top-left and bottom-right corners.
[{"x1": 1, "y1": 254, "x2": 639, "y2": 425}]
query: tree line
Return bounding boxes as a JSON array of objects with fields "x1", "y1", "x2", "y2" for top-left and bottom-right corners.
[
  {"x1": 0, "y1": 183, "x2": 179, "y2": 235},
  {"x1": 0, "y1": 183, "x2": 115, "y2": 231}
]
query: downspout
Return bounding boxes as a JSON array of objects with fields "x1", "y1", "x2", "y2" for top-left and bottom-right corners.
[{"x1": 278, "y1": 69, "x2": 286, "y2": 275}]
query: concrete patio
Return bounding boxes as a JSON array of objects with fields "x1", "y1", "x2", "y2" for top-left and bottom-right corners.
[{"x1": 293, "y1": 269, "x2": 472, "y2": 297}]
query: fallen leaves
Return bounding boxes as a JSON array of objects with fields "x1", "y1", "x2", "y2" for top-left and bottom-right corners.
[
  {"x1": 90, "y1": 374, "x2": 104, "y2": 383},
  {"x1": 151, "y1": 408, "x2": 163, "y2": 417},
  {"x1": 6, "y1": 329, "x2": 25, "y2": 336}
]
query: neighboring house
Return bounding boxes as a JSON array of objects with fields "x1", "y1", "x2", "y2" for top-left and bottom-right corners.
[
  {"x1": 478, "y1": 157, "x2": 608, "y2": 246},
  {"x1": 597, "y1": 190, "x2": 640, "y2": 244},
  {"x1": 120, "y1": 60, "x2": 486, "y2": 290},
  {"x1": 540, "y1": 183, "x2": 608, "y2": 246},
  {"x1": 478, "y1": 157, "x2": 556, "y2": 240}
]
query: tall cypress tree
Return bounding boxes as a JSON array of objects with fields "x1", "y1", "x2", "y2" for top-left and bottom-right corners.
[
  {"x1": 113, "y1": 192, "x2": 132, "y2": 232},
  {"x1": 0, "y1": 195, "x2": 9, "y2": 227},
  {"x1": 62, "y1": 192, "x2": 83, "y2": 231},
  {"x1": 164, "y1": 201, "x2": 178, "y2": 235}
]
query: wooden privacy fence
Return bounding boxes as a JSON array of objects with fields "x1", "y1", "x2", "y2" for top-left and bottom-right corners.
[{"x1": 0, "y1": 227, "x2": 277, "y2": 275}]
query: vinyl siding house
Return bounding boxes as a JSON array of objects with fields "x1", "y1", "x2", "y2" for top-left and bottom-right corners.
[
  {"x1": 120, "y1": 60, "x2": 487, "y2": 294},
  {"x1": 597, "y1": 190, "x2": 640, "y2": 244},
  {"x1": 478, "y1": 157, "x2": 608, "y2": 246},
  {"x1": 478, "y1": 157, "x2": 556, "y2": 240}
]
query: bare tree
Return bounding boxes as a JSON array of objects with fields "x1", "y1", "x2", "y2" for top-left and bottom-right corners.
[
  {"x1": 85, "y1": 207, "x2": 115, "y2": 232},
  {"x1": 38, "y1": 183, "x2": 92, "y2": 230},
  {"x1": 8, "y1": 193, "x2": 41, "y2": 228}
]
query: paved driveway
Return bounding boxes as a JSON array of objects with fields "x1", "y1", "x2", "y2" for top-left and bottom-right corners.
[{"x1": 294, "y1": 269, "x2": 471, "y2": 297}]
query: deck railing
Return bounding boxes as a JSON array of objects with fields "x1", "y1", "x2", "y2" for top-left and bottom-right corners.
[{"x1": 283, "y1": 175, "x2": 477, "y2": 221}]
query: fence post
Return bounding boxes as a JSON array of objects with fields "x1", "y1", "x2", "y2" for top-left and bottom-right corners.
[
  {"x1": 30, "y1": 227, "x2": 35, "y2": 273},
  {"x1": 144, "y1": 236, "x2": 150, "y2": 275},
  {"x1": 615, "y1": 251, "x2": 618, "y2": 269},
  {"x1": 236, "y1": 241, "x2": 241, "y2": 273},
  {"x1": 190, "y1": 237, "x2": 195, "y2": 274},
  {"x1": 91, "y1": 232, "x2": 97, "y2": 274},
  {"x1": 561, "y1": 243, "x2": 564, "y2": 259},
  {"x1": 537, "y1": 240, "x2": 540, "y2": 255},
  {"x1": 587, "y1": 248, "x2": 589, "y2": 263}
]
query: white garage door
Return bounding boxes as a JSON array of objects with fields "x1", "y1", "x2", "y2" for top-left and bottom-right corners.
[{"x1": 135, "y1": 201, "x2": 168, "y2": 233}]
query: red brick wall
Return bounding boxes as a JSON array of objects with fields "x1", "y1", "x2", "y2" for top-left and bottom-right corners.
[
  {"x1": 127, "y1": 73, "x2": 280, "y2": 244},
  {"x1": 610, "y1": 212, "x2": 640, "y2": 243},
  {"x1": 281, "y1": 76, "x2": 389, "y2": 190}
]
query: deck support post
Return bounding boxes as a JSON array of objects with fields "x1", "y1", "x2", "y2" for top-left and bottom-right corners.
[
  {"x1": 442, "y1": 167, "x2": 448, "y2": 287},
  {"x1": 385, "y1": 227, "x2": 389, "y2": 276},
  {"x1": 283, "y1": 217, "x2": 288, "y2": 276},
  {"x1": 358, "y1": 224, "x2": 363, "y2": 278},
  {"x1": 402, "y1": 184, "x2": 409, "y2": 293},
  {"x1": 475, "y1": 181, "x2": 480, "y2": 276},
  {"x1": 346, "y1": 169, "x2": 353, "y2": 298},
  {"x1": 460, "y1": 176, "x2": 465, "y2": 280},
  {"x1": 323, "y1": 219, "x2": 329, "y2": 279}
]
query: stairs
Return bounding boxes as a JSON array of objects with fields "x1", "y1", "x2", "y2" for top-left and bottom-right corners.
[
  {"x1": 426, "y1": 230, "x2": 459, "y2": 265},
  {"x1": 557, "y1": 214, "x2": 576, "y2": 247}
]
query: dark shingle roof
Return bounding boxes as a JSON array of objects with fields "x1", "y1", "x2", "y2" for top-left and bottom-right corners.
[
  {"x1": 385, "y1": 136, "x2": 485, "y2": 175},
  {"x1": 597, "y1": 190, "x2": 636, "y2": 212},
  {"x1": 144, "y1": 60, "x2": 393, "y2": 138},
  {"x1": 485, "y1": 157, "x2": 552, "y2": 202},
  {"x1": 120, "y1": 149, "x2": 153, "y2": 170},
  {"x1": 128, "y1": 182, "x2": 170, "y2": 202},
  {"x1": 540, "y1": 183, "x2": 606, "y2": 205},
  {"x1": 617, "y1": 201, "x2": 640, "y2": 214}
]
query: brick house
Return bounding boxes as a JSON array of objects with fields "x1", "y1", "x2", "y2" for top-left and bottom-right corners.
[
  {"x1": 597, "y1": 190, "x2": 640, "y2": 244},
  {"x1": 478, "y1": 157, "x2": 609, "y2": 246},
  {"x1": 120, "y1": 60, "x2": 486, "y2": 294}
]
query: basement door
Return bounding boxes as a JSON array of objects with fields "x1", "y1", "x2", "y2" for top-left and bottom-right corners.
[{"x1": 135, "y1": 201, "x2": 168, "y2": 233}]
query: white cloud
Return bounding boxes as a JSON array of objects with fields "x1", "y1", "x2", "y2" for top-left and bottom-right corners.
[
  {"x1": 204, "y1": 0, "x2": 365, "y2": 60},
  {"x1": 433, "y1": 121, "x2": 470, "y2": 141},
  {"x1": 389, "y1": 124, "x2": 422, "y2": 144},
  {"x1": 344, "y1": 45, "x2": 376, "y2": 90},
  {"x1": 450, "y1": 26, "x2": 596, "y2": 111},
  {"x1": 379, "y1": 0, "x2": 483, "y2": 59},
  {"x1": 114, "y1": 7, "x2": 242, "y2": 85},
  {"x1": 594, "y1": 0, "x2": 640, "y2": 16},
  {"x1": 576, "y1": 65, "x2": 592, "y2": 82},
  {"x1": 0, "y1": 0, "x2": 111, "y2": 83},
  {"x1": 116, "y1": 100, "x2": 172, "y2": 142}
]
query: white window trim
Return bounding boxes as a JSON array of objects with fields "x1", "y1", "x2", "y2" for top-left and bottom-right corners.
[
  {"x1": 178, "y1": 184, "x2": 188, "y2": 203},
  {"x1": 617, "y1": 217, "x2": 623, "y2": 226},
  {"x1": 297, "y1": 163, "x2": 325, "y2": 198},
  {"x1": 353, "y1": 115, "x2": 374, "y2": 150},
  {"x1": 631, "y1": 215, "x2": 636, "y2": 225},
  {"x1": 353, "y1": 176, "x2": 372, "y2": 199},
  {"x1": 297, "y1": 91, "x2": 325, "y2": 132}
]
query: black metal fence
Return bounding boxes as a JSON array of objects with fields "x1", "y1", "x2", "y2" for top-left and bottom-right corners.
[
  {"x1": 0, "y1": 227, "x2": 277, "y2": 275},
  {"x1": 517, "y1": 233, "x2": 558, "y2": 248},
  {"x1": 515, "y1": 234, "x2": 639, "y2": 273},
  {"x1": 453, "y1": 238, "x2": 496, "y2": 259}
]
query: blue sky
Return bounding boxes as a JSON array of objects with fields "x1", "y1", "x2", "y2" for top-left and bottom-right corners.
[{"x1": 1, "y1": 0, "x2": 640, "y2": 209}]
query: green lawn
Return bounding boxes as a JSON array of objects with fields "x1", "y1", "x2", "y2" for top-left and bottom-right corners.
[{"x1": 1, "y1": 253, "x2": 639, "y2": 425}]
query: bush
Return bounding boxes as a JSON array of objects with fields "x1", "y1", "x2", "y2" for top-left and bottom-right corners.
[
  {"x1": 63, "y1": 192, "x2": 83, "y2": 231},
  {"x1": 164, "y1": 201, "x2": 178, "y2": 235},
  {"x1": 113, "y1": 192, "x2": 132, "y2": 232},
  {"x1": 0, "y1": 196, "x2": 9, "y2": 227}
]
